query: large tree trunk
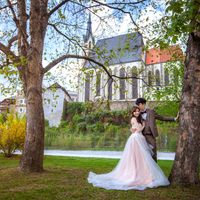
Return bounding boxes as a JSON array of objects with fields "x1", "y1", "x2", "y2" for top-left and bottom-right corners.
[
  {"x1": 19, "y1": 0, "x2": 48, "y2": 172},
  {"x1": 20, "y1": 47, "x2": 45, "y2": 172},
  {"x1": 20, "y1": 72, "x2": 44, "y2": 172},
  {"x1": 169, "y1": 32, "x2": 200, "y2": 184}
]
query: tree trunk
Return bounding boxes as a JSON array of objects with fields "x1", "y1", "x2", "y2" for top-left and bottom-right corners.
[
  {"x1": 169, "y1": 32, "x2": 200, "y2": 184},
  {"x1": 20, "y1": 71, "x2": 45, "y2": 172},
  {"x1": 19, "y1": 0, "x2": 48, "y2": 172},
  {"x1": 20, "y1": 60, "x2": 44, "y2": 172}
]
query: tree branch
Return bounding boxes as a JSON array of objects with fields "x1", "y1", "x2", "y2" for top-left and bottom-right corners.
[
  {"x1": 48, "y1": 23, "x2": 87, "y2": 56},
  {"x1": 7, "y1": 0, "x2": 19, "y2": 26},
  {"x1": 8, "y1": 35, "x2": 18, "y2": 48},
  {"x1": 92, "y1": 0, "x2": 143, "y2": 29},
  {"x1": 73, "y1": 0, "x2": 146, "y2": 14},
  {"x1": 43, "y1": 54, "x2": 149, "y2": 86},
  {"x1": 7, "y1": 0, "x2": 29, "y2": 48},
  {"x1": 0, "y1": 42, "x2": 19, "y2": 62},
  {"x1": 48, "y1": 0, "x2": 70, "y2": 17},
  {"x1": 0, "y1": 2, "x2": 17, "y2": 11},
  {"x1": 43, "y1": 54, "x2": 112, "y2": 78}
]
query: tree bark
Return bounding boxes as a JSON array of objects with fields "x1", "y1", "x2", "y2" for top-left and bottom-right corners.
[
  {"x1": 20, "y1": 64, "x2": 44, "y2": 172},
  {"x1": 169, "y1": 32, "x2": 200, "y2": 184},
  {"x1": 19, "y1": 0, "x2": 48, "y2": 172}
]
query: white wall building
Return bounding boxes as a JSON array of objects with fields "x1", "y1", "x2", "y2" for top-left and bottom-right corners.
[
  {"x1": 43, "y1": 83, "x2": 77, "y2": 127},
  {"x1": 15, "y1": 83, "x2": 78, "y2": 127}
]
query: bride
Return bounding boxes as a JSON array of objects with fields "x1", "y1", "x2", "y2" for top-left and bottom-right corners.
[{"x1": 87, "y1": 106, "x2": 170, "y2": 190}]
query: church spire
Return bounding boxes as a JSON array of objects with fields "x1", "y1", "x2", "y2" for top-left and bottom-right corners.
[{"x1": 84, "y1": 13, "x2": 94, "y2": 43}]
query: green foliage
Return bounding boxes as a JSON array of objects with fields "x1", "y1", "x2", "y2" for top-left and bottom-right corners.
[
  {"x1": 166, "y1": 0, "x2": 200, "y2": 36},
  {"x1": 94, "y1": 122, "x2": 105, "y2": 132},
  {"x1": 154, "y1": 101, "x2": 179, "y2": 117},
  {"x1": 72, "y1": 114, "x2": 85, "y2": 124},
  {"x1": 151, "y1": 0, "x2": 200, "y2": 48},
  {"x1": 144, "y1": 61, "x2": 184, "y2": 102},
  {"x1": 62, "y1": 102, "x2": 96, "y2": 121},
  {"x1": 76, "y1": 122, "x2": 87, "y2": 133},
  {"x1": 44, "y1": 119, "x2": 49, "y2": 127},
  {"x1": 62, "y1": 102, "x2": 85, "y2": 120},
  {"x1": 85, "y1": 114, "x2": 98, "y2": 124},
  {"x1": 0, "y1": 113, "x2": 7, "y2": 124}
]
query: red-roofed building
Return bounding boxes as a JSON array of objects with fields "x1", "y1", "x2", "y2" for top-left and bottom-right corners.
[
  {"x1": 145, "y1": 45, "x2": 184, "y2": 89},
  {"x1": 146, "y1": 45, "x2": 184, "y2": 65}
]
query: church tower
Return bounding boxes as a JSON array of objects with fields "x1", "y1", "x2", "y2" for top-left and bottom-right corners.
[
  {"x1": 78, "y1": 13, "x2": 95, "y2": 102},
  {"x1": 83, "y1": 13, "x2": 95, "y2": 57}
]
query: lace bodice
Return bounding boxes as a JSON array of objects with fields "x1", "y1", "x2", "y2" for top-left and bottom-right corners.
[{"x1": 131, "y1": 117, "x2": 144, "y2": 132}]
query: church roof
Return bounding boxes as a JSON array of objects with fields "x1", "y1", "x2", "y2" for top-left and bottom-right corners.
[{"x1": 84, "y1": 32, "x2": 144, "y2": 68}]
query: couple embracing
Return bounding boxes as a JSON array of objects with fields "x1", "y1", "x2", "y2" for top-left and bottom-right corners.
[{"x1": 88, "y1": 98, "x2": 178, "y2": 190}]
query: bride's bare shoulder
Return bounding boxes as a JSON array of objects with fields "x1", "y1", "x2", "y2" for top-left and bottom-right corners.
[{"x1": 131, "y1": 117, "x2": 137, "y2": 124}]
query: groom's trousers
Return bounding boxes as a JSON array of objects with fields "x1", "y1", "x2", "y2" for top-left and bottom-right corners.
[{"x1": 144, "y1": 135, "x2": 157, "y2": 162}]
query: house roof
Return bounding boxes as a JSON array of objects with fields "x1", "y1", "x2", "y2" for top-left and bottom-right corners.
[
  {"x1": 0, "y1": 97, "x2": 16, "y2": 105},
  {"x1": 46, "y1": 82, "x2": 73, "y2": 101},
  {"x1": 84, "y1": 32, "x2": 144, "y2": 68},
  {"x1": 145, "y1": 45, "x2": 184, "y2": 65}
]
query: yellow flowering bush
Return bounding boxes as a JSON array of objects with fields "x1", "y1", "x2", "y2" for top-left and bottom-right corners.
[{"x1": 0, "y1": 113, "x2": 26, "y2": 157}]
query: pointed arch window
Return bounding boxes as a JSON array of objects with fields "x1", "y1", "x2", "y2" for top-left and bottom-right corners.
[
  {"x1": 165, "y1": 69, "x2": 169, "y2": 86},
  {"x1": 132, "y1": 67, "x2": 138, "y2": 99},
  {"x1": 96, "y1": 71, "x2": 101, "y2": 96},
  {"x1": 89, "y1": 41, "x2": 91, "y2": 49},
  {"x1": 148, "y1": 71, "x2": 153, "y2": 86},
  {"x1": 120, "y1": 68, "x2": 125, "y2": 100},
  {"x1": 155, "y1": 69, "x2": 161, "y2": 90},
  {"x1": 85, "y1": 73, "x2": 90, "y2": 101},
  {"x1": 108, "y1": 69, "x2": 112, "y2": 100},
  {"x1": 155, "y1": 69, "x2": 161, "y2": 86}
]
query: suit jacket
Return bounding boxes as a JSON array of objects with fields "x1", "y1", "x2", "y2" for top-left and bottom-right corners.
[{"x1": 142, "y1": 108, "x2": 175, "y2": 138}]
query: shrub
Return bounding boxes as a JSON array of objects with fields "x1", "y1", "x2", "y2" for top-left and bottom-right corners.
[
  {"x1": 0, "y1": 113, "x2": 26, "y2": 157},
  {"x1": 76, "y1": 122, "x2": 87, "y2": 133},
  {"x1": 72, "y1": 114, "x2": 85, "y2": 124},
  {"x1": 85, "y1": 114, "x2": 98, "y2": 124},
  {"x1": 45, "y1": 119, "x2": 49, "y2": 127},
  {"x1": 62, "y1": 102, "x2": 85, "y2": 121},
  {"x1": 0, "y1": 112, "x2": 7, "y2": 123},
  {"x1": 85, "y1": 124, "x2": 95, "y2": 133},
  {"x1": 45, "y1": 126, "x2": 59, "y2": 147},
  {"x1": 59, "y1": 120, "x2": 68, "y2": 128},
  {"x1": 154, "y1": 101, "x2": 179, "y2": 117},
  {"x1": 94, "y1": 122, "x2": 105, "y2": 132}
]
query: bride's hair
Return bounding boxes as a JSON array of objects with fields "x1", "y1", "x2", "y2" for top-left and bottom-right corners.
[{"x1": 131, "y1": 106, "x2": 142, "y2": 124}]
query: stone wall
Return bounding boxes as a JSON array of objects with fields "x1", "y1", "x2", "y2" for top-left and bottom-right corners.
[{"x1": 99, "y1": 100, "x2": 164, "y2": 111}]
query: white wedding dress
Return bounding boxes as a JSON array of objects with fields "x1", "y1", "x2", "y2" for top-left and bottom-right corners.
[{"x1": 87, "y1": 117, "x2": 170, "y2": 190}]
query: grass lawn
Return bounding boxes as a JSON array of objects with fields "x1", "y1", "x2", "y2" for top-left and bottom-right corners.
[{"x1": 0, "y1": 154, "x2": 199, "y2": 200}]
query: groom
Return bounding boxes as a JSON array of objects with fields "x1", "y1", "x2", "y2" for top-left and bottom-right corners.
[{"x1": 134, "y1": 98, "x2": 178, "y2": 162}]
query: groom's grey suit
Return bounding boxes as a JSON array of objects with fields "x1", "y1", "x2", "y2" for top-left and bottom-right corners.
[{"x1": 142, "y1": 109, "x2": 175, "y2": 162}]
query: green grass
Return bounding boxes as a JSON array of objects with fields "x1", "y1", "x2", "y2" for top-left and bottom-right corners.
[{"x1": 0, "y1": 154, "x2": 199, "y2": 200}]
